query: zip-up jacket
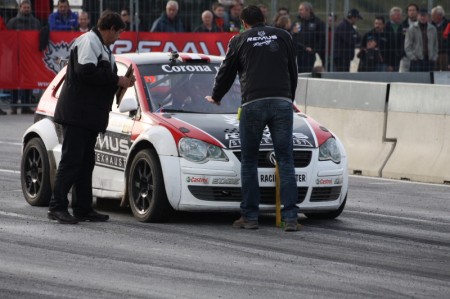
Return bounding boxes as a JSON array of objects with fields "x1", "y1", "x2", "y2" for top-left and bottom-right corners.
[
  {"x1": 212, "y1": 23, "x2": 297, "y2": 104},
  {"x1": 54, "y1": 29, "x2": 119, "y2": 133}
]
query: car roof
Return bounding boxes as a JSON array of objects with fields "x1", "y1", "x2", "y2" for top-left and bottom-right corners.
[{"x1": 115, "y1": 52, "x2": 224, "y2": 65}]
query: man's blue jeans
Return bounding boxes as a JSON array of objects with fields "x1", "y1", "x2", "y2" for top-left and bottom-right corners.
[{"x1": 239, "y1": 98, "x2": 299, "y2": 221}]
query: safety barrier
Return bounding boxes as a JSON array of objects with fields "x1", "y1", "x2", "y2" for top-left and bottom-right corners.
[
  {"x1": 296, "y1": 78, "x2": 395, "y2": 177},
  {"x1": 382, "y1": 83, "x2": 450, "y2": 184}
]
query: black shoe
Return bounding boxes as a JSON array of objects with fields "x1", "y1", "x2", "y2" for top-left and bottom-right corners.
[
  {"x1": 48, "y1": 210, "x2": 79, "y2": 224},
  {"x1": 0, "y1": 109, "x2": 6, "y2": 115},
  {"x1": 73, "y1": 210, "x2": 109, "y2": 222}
]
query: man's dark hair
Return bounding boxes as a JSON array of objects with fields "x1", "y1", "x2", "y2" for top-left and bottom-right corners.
[
  {"x1": 375, "y1": 15, "x2": 385, "y2": 23},
  {"x1": 406, "y1": 3, "x2": 419, "y2": 11},
  {"x1": 240, "y1": 5, "x2": 264, "y2": 26},
  {"x1": 97, "y1": 10, "x2": 125, "y2": 31}
]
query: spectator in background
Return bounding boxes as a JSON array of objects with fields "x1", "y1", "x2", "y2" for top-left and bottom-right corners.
[
  {"x1": 360, "y1": 16, "x2": 393, "y2": 71},
  {"x1": 212, "y1": 3, "x2": 228, "y2": 32},
  {"x1": 272, "y1": 7, "x2": 289, "y2": 26},
  {"x1": 120, "y1": 9, "x2": 131, "y2": 31},
  {"x1": 7, "y1": 0, "x2": 41, "y2": 115},
  {"x1": 0, "y1": 15, "x2": 6, "y2": 115},
  {"x1": 228, "y1": 1, "x2": 242, "y2": 32},
  {"x1": 431, "y1": 6, "x2": 449, "y2": 71},
  {"x1": 334, "y1": 8, "x2": 362, "y2": 72},
  {"x1": 257, "y1": 4, "x2": 269, "y2": 24},
  {"x1": 274, "y1": 14, "x2": 292, "y2": 33},
  {"x1": 357, "y1": 37, "x2": 383, "y2": 72},
  {"x1": 194, "y1": 10, "x2": 219, "y2": 32},
  {"x1": 385, "y1": 7, "x2": 404, "y2": 71},
  {"x1": 151, "y1": 0, "x2": 184, "y2": 32},
  {"x1": 292, "y1": 2, "x2": 325, "y2": 73},
  {"x1": 405, "y1": 8, "x2": 438, "y2": 72},
  {"x1": 399, "y1": 3, "x2": 419, "y2": 72},
  {"x1": 30, "y1": 0, "x2": 53, "y2": 26},
  {"x1": 76, "y1": 11, "x2": 89, "y2": 32},
  {"x1": 48, "y1": 0, "x2": 78, "y2": 31}
]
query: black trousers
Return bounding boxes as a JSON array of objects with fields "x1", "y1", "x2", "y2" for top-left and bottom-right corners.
[{"x1": 49, "y1": 125, "x2": 98, "y2": 213}]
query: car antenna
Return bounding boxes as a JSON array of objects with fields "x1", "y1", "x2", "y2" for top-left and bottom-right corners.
[{"x1": 169, "y1": 51, "x2": 179, "y2": 67}]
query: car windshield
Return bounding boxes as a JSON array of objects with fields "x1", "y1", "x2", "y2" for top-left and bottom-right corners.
[{"x1": 138, "y1": 63, "x2": 241, "y2": 114}]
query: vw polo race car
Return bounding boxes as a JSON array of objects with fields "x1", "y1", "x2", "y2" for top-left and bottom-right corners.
[{"x1": 21, "y1": 52, "x2": 348, "y2": 222}]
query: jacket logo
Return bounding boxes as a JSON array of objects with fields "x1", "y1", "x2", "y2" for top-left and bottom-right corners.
[{"x1": 43, "y1": 41, "x2": 73, "y2": 74}]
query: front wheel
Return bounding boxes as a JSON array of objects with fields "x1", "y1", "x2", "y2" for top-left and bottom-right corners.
[
  {"x1": 304, "y1": 193, "x2": 347, "y2": 220},
  {"x1": 127, "y1": 149, "x2": 173, "y2": 222},
  {"x1": 21, "y1": 137, "x2": 52, "y2": 206}
]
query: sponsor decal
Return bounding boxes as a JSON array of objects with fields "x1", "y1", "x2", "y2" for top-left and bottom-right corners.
[
  {"x1": 212, "y1": 178, "x2": 240, "y2": 185},
  {"x1": 316, "y1": 178, "x2": 333, "y2": 185},
  {"x1": 95, "y1": 131, "x2": 131, "y2": 170},
  {"x1": 161, "y1": 64, "x2": 216, "y2": 73},
  {"x1": 186, "y1": 176, "x2": 209, "y2": 184},
  {"x1": 43, "y1": 41, "x2": 73, "y2": 74},
  {"x1": 260, "y1": 173, "x2": 307, "y2": 183}
]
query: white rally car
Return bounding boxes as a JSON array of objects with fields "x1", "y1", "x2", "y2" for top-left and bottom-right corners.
[{"x1": 21, "y1": 52, "x2": 348, "y2": 222}]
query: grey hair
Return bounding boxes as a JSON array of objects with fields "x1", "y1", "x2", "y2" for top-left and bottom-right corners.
[
  {"x1": 431, "y1": 5, "x2": 445, "y2": 16},
  {"x1": 390, "y1": 6, "x2": 402, "y2": 16},
  {"x1": 299, "y1": 2, "x2": 313, "y2": 13},
  {"x1": 167, "y1": 1, "x2": 179, "y2": 10}
]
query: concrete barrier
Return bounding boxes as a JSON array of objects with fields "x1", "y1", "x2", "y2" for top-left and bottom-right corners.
[
  {"x1": 318, "y1": 72, "x2": 432, "y2": 84},
  {"x1": 382, "y1": 83, "x2": 450, "y2": 184},
  {"x1": 294, "y1": 77, "x2": 308, "y2": 111},
  {"x1": 300, "y1": 78, "x2": 395, "y2": 177}
]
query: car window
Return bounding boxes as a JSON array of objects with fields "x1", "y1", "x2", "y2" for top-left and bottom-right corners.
[{"x1": 138, "y1": 63, "x2": 241, "y2": 114}]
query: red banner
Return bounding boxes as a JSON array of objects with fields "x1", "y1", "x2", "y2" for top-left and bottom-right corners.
[{"x1": 0, "y1": 31, "x2": 235, "y2": 89}]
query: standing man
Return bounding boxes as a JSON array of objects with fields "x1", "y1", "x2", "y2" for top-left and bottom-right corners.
[
  {"x1": 431, "y1": 6, "x2": 449, "y2": 71},
  {"x1": 47, "y1": 11, "x2": 135, "y2": 224},
  {"x1": 404, "y1": 8, "x2": 438, "y2": 72},
  {"x1": 7, "y1": 0, "x2": 41, "y2": 115},
  {"x1": 385, "y1": 7, "x2": 404, "y2": 72},
  {"x1": 150, "y1": 1, "x2": 184, "y2": 32},
  {"x1": 76, "y1": 11, "x2": 90, "y2": 32},
  {"x1": 399, "y1": 3, "x2": 419, "y2": 72},
  {"x1": 292, "y1": 2, "x2": 326, "y2": 73},
  {"x1": 205, "y1": 5, "x2": 300, "y2": 232},
  {"x1": 48, "y1": 0, "x2": 78, "y2": 31},
  {"x1": 333, "y1": 8, "x2": 362, "y2": 72},
  {"x1": 359, "y1": 16, "x2": 393, "y2": 71}
]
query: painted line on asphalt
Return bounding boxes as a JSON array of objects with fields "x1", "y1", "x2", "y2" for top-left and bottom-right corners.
[
  {"x1": 0, "y1": 141, "x2": 21, "y2": 146},
  {"x1": 0, "y1": 210, "x2": 34, "y2": 220},
  {"x1": 0, "y1": 169, "x2": 20, "y2": 174}
]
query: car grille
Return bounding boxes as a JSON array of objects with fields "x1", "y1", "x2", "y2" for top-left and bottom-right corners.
[
  {"x1": 233, "y1": 151, "x2": 312, "y2": 168},
  {"x1": 188, "y1": 186, "x2": 308, "y2": 204},
  {"x1": 310, "y1": 187, "x2": 342, "y2": 202}
]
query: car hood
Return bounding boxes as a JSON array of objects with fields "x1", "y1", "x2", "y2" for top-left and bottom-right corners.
[{"x1": 164, "y1": 113, "x2": 318, "y2": 150}]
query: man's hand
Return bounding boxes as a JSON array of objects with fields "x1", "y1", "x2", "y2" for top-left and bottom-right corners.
[
  {"x1": 205, "y1": 96, "x2": 221, "y2": 105},
  {"x1": 118, "y1": 75, "x2": 136, "y2": 88}
]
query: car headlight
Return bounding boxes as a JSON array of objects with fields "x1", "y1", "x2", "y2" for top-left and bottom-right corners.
[
  {"x1": 318, "y1": 137, "x2": 341, "y2": 163},
  {"x1": 178, "y1": 138, "x2": 228, "y2": 163}
]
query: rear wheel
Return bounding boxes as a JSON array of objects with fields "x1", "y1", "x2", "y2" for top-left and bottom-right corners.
[
  {"x1": 304, "y1": 193, "x2": 347, "y2": 220},
  {"x1": 128, "y1": 149, "x2": 173, "y2": 222},
  {"x1": 21, "y1": 137, "x2": 51, "y2": 206}
]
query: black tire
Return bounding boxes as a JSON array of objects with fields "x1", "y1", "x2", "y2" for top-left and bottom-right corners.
[
  {"x1": 21, "y1": 137, "x2": 52, "y2": 206},
  {"x1": 128, "y1": 149, "x2": 173, "y2": 222},
  {"x1": 304, "y1": 193, "x2": 347, "y2": 220}
]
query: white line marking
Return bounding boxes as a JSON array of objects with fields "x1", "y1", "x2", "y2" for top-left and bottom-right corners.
[
  {"x1": 0, "y1": 169, "x2": 20, "y2": 174},
  {"x1": 0, "y1": 141, "x2": 21, "y2": 146}
]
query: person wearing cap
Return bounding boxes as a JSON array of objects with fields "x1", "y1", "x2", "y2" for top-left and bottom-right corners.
[
  {"x1": 292, "y1": 2, "x2": 326, "y2": 73},
  {"x1": 359, "y1": 16, "x2": 394, "y2": 71},
  {"x1": 399, "y1": 3, "x2": 419, "y2": 72},
  {"x1": 404, "y1": 8, "x2": 438, "y2": 72},
  {"x1": 333, "y1": 8, "x2": 362, "y2": 72},
  {"x1": 357, "y1": 36, "x2": 383, "y2": 72}
]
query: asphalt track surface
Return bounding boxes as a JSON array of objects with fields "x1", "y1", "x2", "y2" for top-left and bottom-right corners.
[{"x1": 1, "y1": 115, "x2": 449, "y2": 298}]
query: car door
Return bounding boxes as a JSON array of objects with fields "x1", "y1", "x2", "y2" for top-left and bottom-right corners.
[{"x1": 92, "y1": 62, "x2": 137, "y2": 196}]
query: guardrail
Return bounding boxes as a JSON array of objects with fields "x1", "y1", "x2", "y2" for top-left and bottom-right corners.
[{"x1": 296, "y1": 72, "x2": 450, "y2": 185}]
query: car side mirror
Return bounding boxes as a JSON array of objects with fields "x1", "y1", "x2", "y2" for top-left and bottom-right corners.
[{"x1": 119, "y1": 96, "x2": 138, "y2": 113}]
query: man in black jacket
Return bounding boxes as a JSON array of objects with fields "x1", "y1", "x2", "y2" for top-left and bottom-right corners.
[
  {"x1": 333, "y1": 8, "x2": 362, "y2": 72},
  {"x1": 206, "y1": 5, "x2": 300, "y2": 231},
  {"x1": 48, "y1": 11, "x2": 135, "y2": 224},
  {"x1": 292, "y1": 2, "x2": 325, "y2": 73}
]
